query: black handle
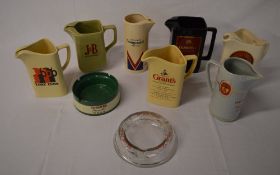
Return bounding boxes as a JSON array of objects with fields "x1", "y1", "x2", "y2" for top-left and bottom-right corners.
[{"x1": 201, "y1": 27, "x2": 217, "y2": 60}]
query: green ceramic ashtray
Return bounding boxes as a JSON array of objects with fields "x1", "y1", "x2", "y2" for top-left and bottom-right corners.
[{"x1": 72, "y1": 72, "x2": 120, "y2": 116}]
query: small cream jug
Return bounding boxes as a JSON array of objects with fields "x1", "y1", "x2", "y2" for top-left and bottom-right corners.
[
  {"x1": 124, "y1": 14, "x2": 154, "y2": 72},
  {"x1": 221, "y1": 28, "x2": 269, "y2": 65},
  {"x1": 207, "y1": 57, "x2": 262, "y2": 122},
  {"x1": 64, "y1": 20, "x2": 117, "y2": 72},
  {"x1": 15, "y1": 38, "x2": 70, "y2": 97},
  {"x1": 141, "y1": 45, "x2": 198, "y2": 107}
]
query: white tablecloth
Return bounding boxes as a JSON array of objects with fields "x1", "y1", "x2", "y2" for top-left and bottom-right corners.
[{"x1": 1, "y1": 0, "x2": 280, "y2": 175}]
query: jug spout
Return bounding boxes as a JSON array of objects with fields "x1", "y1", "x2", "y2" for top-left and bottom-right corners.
[
  {"x1": 15, "y1": 38, "x2": 57, "y2": 62},
  {"x1": 249, "y1": 69, "x2": 263, "y2": 81},
  {"x1": 141, "y1": 48, "x2": 156, "y2": 63},
  {"x1": 124, "y1": 14, "x2": 154, "y2": 31},
  {"x1": 223, "y1": 28, "x2": 268, "y2": 46},
  {"x1": 225, "y1": 57, "x2": 263, "y2": 82},
  {"x1": 165, "y1": 17, "x2": 178, "y2": 31},
  {"x1": 143, "y1": 18, "x2": 155, "y2": 32},
  {"x1": 243, "y1": 70, "x2": 263, "y2": 90},
  {"x1": 223, "y1": 32, "x2": 236, "y2": 42},
  {"x1": 15, "y1": 48, "x2": 32, "y2": 62},
  {"x1": 246, "y1": 69, "x2": 263, "y2": 82},
  {"x1": 141, "y1": 45, "x2": 190, "y2": 66},
  {"x1": 15, "y1": 38, "x2": 45, "y2": 61},
  {"x1": 64, "y1": 22, "x2": 79, "y2": 38},
  {"x1": 64, "y1": 26, "x2": 75, "y2": 37}
]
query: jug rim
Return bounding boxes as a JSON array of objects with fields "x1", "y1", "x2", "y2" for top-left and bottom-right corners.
[
  {"x1": 141, "y1": 45, "x2": 189, "y2": 67},
  {"x1": 165, "y1": 16, "x2": 207, "y2": 29},
  {"x1": 124, "y1": 13, "x2": 154, "y2": 25},
  {"x1": 223, "y1": 28, "x2": 268, "y2": 46},
  {"x1": 64, "y1": 19, "x2": 104, "y2": 35},
  {"x1": 223, "y1": 57, "x2": 263, "y2": 79},
  {"x1": 15, "y1": 38, "x2": 58, "y2": 57}
]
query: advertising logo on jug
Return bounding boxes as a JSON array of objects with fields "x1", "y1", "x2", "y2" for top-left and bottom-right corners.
[
  {"x1": 176, "y1": 36, "x2": 201, "y2": 55},
  {"x1": 219, "y1": 80, "x2": 232, "y2": 96},
  {"x1": 230, "y1": 51, "x2": 254, "y2": 64},
  {"x1": 127, "y1": 39, "x2": 144, "y2": 46},
  {"x1": 84, "y1": 43, "x2": 98, "y2": 56},
  {"x1": 33, "y1": 67, "x2": 58, "y2": 86},
  {"x1": 153, "y1": 69, "x2": 176, "y2": 84}
]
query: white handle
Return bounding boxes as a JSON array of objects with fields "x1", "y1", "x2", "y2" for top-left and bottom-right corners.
[{"x1": 206, "y1": 60, "x2": 221, "y2": 92}]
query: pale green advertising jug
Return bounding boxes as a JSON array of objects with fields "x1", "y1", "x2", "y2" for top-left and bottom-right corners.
[{"x1": 65, "y1": 20, "x2": 117, "y2": 72}]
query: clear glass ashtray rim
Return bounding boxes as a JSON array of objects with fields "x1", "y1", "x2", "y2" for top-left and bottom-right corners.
[{"x1": 113, "y1": 111, "x2": 178, "y2": 168}]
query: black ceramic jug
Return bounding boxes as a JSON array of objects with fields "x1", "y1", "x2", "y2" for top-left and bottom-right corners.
[{"x1": 165, "y1": 16, "x2": 217, "y2": 72}]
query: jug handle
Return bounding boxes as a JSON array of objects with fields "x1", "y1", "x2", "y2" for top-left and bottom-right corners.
[
  {"x1": 201, "y1": 27, "x2": 217, "y2": 60},
  {"x1": 184, "y1": 55, "x2": 198, "y2": 79},
  {"x1": 103, "y1": 25, "x2": 117, "y2": 52},
  {"x1": 206, "y1": 60, "x2": 220, "y2": 92},
  {"x1": 56, "y1": 43, "x2": 71, "y2": 71}
]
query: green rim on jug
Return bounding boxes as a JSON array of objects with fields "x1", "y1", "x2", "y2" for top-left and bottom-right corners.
[{"x1": 72, "y1": 72, "x2": 120, "y2": 116}]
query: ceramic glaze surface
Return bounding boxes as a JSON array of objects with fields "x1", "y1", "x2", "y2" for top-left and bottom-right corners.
[
  {"x1": 207, "y1": 57, "x2": 262, "y2": 122},
  {"x1": 15, "y1": 38, "x2": 70, "y2": 97},
  {"x1": 165, "y1": 16, "x2": 217, "y2": 72},
  {"x1": 65, "y1": 20, "x2": 117, "y2": 72},
  {"x1": 141, "y1": 45, "x2": 197, "y2": 107},
  {"x1": 72, "y1": 72, "x2": 120, "y2": 116},
  {"x1": 221, "y1": 28, "x2": 269, "y2": 65},
  {"x1": 124, "y1": 14, "x2": 154, "y2": 72}
]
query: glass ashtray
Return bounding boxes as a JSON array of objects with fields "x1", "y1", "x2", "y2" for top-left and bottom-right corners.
[{"x1": 114, "y1": 111, "x2": 177, "y2": 168}]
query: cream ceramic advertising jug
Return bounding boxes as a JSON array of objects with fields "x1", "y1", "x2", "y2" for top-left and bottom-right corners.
[
  {"x1": 141, "y1": 45, "x2": 198, "y2": 107},
  {"x1": 207, "y1": 57, "x2": 262, "y2": 122},
  {"x1": 15, "y1": 38, "x2": 70, "y2": 97},
  {"x1": 221, "y1": 28, "x2": 269, "y2": 65},
  {"x1": 124, "y1": 14, "x2": 154, "y2": 72}
]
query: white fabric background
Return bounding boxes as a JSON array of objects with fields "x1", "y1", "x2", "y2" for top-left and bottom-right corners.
[{"x1": 0, "y1": 0, "x2": 280, "y2": 175}]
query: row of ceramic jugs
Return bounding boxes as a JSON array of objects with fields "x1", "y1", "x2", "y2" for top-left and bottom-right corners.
[{"x1": 15, "y1": 13, "x2": 269, "y2": 121}]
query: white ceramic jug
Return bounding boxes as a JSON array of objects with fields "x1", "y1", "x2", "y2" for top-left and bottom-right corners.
[{"x1": 207, "y1": 57, "x2": 262, "y2": 122}]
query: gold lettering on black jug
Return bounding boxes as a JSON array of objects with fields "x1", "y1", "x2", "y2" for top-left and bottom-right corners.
[{"x1": 176, "y1": 36, "x2": 201, "y2": 55}]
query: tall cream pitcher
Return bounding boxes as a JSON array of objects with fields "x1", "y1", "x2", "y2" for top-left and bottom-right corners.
[
  {"x1": 221, "y1": 28, "x2": 269, "y2": 65},
  {"x1": 141, "y1": 45, "x2": 197, "y2": 107},
  {"x1": 124, "y1": 14, "x2": 154, "y2": 72},
  {"x1": 15, "y1": 38, "x2": 70, "y2": 97}
]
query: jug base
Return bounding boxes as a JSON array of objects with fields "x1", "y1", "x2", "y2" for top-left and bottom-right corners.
[
  {"x1": 34, "y1": 87, "x2": 68, "y2": 98},
  {"x1": 78, "y1": 64, "x2": 106, "y2": 73},
  {"x1": 148, "y1": 98, "x2": 180, "y2": 108},
  {"x1": 209, "y1": 107, "x2": 239, "y2": 122},
  {"x1": 124, "y1": 65, "x2": 147, "y2": 73}
]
